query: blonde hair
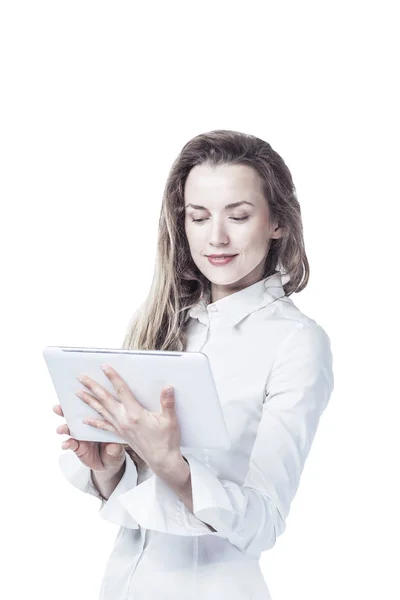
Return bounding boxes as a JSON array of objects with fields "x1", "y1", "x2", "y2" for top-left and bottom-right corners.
[{"x1": 121, "y1": 129, "x2": 310, "y2": 471}]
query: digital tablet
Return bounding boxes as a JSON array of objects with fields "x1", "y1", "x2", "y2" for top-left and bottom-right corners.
[{"x1": 43, "y1": 346, "x2": 231, "y2": 451}]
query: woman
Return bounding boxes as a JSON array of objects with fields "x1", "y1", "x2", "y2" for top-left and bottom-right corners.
[{"x1": 54, "y1": 129, "x2": 334, "y2": 599}]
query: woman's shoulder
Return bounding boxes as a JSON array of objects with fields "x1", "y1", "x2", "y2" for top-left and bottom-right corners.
[{"x1": 260, "y1": 295, "x2": 332, "y2": 348}]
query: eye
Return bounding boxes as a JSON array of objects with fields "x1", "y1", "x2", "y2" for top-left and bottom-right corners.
[{"x1": 191, "y1": 216, "x2": 249, "y2": 223}]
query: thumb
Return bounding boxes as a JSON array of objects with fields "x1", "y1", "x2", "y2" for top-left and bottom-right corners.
[
  {"x1": 161, "y1": 386, "x2": 176, "y2": 415},
  {"x1": 105, "y1": 443, "x2": 123, "y2": 458}
]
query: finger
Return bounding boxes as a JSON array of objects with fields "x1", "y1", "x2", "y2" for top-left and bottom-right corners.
[
  {"x1": 76, "y1": 376, "x2": 118, "y2": 420},
  {"x1": 105, "y1": 443, "x2": 124, "y2": 457},
  {"x1": 76, "y1": 390, "x2": 116, "y2": 426},
  {"x1": 62, "y1": 438, "x2": 78, "y2": 451},
  {"x1": 83, "y1": 417, "x2": 116, "y2": 433},
  {"x1": 61, "y1": 438, "x2": 90, "y2": 456},
  {"x1": 53, "y1": 405, "x2": 64, "y2": 417},
  {"x1": 56, "y1": 424, "x2": 70, "y2": 435},
  {"x1": 100, "y1": 364, "x2": 142, "y2": 412}
]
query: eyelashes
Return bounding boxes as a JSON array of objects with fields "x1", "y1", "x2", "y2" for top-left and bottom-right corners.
[{"x1": 191, "y1": 216, "x2": 249, "y2": 224}]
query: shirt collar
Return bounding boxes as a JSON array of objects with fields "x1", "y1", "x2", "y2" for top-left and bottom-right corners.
[{"x1": 185, "y1": 271, "x2": 286, "y2": 328}]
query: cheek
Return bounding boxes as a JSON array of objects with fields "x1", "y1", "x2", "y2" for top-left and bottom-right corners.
[
  {"x1": 185, "y1": 223, "x2": 202, "y2": 247},
  {"x1": 236, "y1": 221, "x2": 261, "y2": 242},
  {"x1": 239, "y1": 223, "x2": 270, "y2": 251}
]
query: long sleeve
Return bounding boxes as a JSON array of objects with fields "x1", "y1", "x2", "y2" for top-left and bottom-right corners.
[
  {"x1": 116, "y1": 321, "x2": 334, "y2": 557},
  {"x1": 58, "y1": 449, "x2": 141, "y2": 529}
]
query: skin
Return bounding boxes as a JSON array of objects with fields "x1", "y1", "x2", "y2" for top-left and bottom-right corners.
[
  {"x1": 53, "y1": 403, "x2": 127, "y2": 475},
  {"x1": 54, "y1": 366, "x2": 182, "y2": 476},
  {"x1": 184, "y1": 162, "x2": 284, "y2": 303}
]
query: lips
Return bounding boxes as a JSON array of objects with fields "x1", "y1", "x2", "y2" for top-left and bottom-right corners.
[{"x1": 206, "y1": 254, "x2": 238, "y2": 265}]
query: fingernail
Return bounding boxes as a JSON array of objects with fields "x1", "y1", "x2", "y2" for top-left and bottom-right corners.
[{"x1": 165, "y1": 386, "x2": 174, "y2": 395}]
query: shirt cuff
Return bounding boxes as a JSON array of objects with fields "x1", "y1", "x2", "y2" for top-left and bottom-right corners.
[
  {"x1": 117, "y1": 453, "x2": 245, "y2": 544},
  {"x1": 181, "y1": 453, "x2": 248, "y2": 540},
  {"x1": 58, "y1": 450, "x2": 140, "y2": 529}
]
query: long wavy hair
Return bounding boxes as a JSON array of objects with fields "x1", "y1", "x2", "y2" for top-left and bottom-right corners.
[{"x1": 120, "y1": 129, "x2": 310, "y2": 471}]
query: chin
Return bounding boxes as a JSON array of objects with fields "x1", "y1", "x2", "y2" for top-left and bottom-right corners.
[{"x1": 204, "y1": 270, "x2": 247, "y2": 284}]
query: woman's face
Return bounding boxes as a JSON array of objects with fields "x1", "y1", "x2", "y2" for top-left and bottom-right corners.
[{"x1": 184, "y1": 162, "x2": 283, "y2": 302}]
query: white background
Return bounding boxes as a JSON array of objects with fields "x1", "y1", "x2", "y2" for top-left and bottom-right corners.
[{"x1": 1, "y1": 1, "x2": 399, "y2": 598}]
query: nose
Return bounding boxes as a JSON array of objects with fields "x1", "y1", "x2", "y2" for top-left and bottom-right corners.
[{"x1": 208, "y1": 218, "x2": 230, "y2": 246}]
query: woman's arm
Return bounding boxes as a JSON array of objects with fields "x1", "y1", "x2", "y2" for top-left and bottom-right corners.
[
  {"x1": 90, "y1": 459, "x2": 127, "y2": 500},
  {"x1": 58, "y1": 449, "x2": 141, "y2": 528},
  {"x1": 156, "y1": 455, "x2": 217, "y2": 532},
  {"x1": 112, "y1": 321, "x2": 334, "y2": 556}
]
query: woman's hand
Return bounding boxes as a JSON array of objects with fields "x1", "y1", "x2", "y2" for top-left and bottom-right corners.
[
  {"x1": 74, "y1": 364, "x2": 183, "y2": 473},
  {"x1": 53, "y1": 404, "x2": 126, "y2": 474}
]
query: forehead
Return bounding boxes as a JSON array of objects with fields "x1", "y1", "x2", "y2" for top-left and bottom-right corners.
[{"x1": 184, "y1": 163, "x2": 265, "y2": 203}]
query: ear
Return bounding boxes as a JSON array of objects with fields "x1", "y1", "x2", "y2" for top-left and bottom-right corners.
[{"x1": 270, "y1": 223, "x2": 284, "y2": 239}]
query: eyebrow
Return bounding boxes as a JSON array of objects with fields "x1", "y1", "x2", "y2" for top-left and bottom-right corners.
[{"x1": 184, "y1": 201, "x2": 255, "y2": 211}]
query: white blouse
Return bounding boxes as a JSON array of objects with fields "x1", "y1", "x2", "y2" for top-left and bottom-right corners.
[{"x1": 58, "y1": 271, "x2": 334, "y2": 599}]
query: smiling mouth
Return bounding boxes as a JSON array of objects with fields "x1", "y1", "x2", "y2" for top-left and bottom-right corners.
[{"x1": 206, "y1": 255, "x2": 238, "y2": 263}]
